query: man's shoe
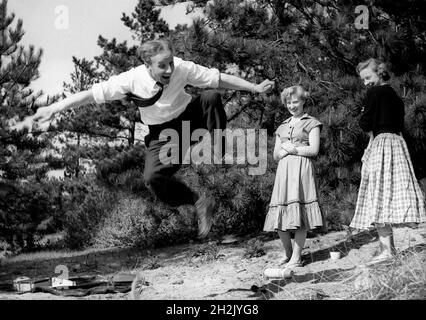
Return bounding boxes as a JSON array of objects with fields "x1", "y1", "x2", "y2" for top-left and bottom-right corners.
[{"x1": 195, "y1": 195, "x2": 215, "y2": 238}]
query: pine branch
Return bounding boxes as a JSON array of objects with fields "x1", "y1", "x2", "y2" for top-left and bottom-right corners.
[
  {"x1": 311, "y1": 0, "x2": 339, "y2": 11},
  {"x1": 227, "y1": 99, "x2": 259, "y2": 123},
  {"x1": 29, "y1": 128, "x2": 143, "y2": 144},
  {"x1": 0, "y1": 40, "x2": 18, "y2": 57}
]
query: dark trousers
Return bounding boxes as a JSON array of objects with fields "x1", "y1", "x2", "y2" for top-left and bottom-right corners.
[{"x1": 143, "y1": 90, "x2": 226, "y2": 207}]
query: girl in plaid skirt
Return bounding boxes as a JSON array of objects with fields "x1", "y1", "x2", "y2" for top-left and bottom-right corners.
[{"x1": 351, "y1": 58, "x2": 426, "y2": 264}]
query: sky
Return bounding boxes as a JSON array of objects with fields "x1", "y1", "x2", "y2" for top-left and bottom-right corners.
[{"x1": 7, "y1": 0, "x2": 203, "y2": 98}]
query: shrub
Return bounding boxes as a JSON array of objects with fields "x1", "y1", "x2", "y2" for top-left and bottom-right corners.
[
  {"x1": 319, "y1": 183, "x2": 359, "y2": 230},
  {"x1": 93, "y1": 193, "x2": 195, "y2": 249},
  {"x1": 180, "y1": 158, "x2": 275, "y2": 237},
  {"x1": 60, "y1": 177, "x2": 117, "y2": 249},
  {"x1": 0, "y1": 180, "x2": 60, "y2": 252}
]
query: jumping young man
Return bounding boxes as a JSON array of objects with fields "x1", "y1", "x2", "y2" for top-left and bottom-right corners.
[{"x1": 11, "y1": 39, "x2": 274, "y2": 238}]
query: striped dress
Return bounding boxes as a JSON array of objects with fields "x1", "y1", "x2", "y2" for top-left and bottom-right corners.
[{"x1": 264, "y1": 114, "x2": 326, "y2": 232}]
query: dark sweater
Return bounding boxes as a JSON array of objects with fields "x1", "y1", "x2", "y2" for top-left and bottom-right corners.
[{"x1": 359, "y1": 84, "x2": 405, "y2": 136}]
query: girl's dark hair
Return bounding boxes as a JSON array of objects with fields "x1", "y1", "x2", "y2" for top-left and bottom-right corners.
[
  {"x1": 356, "y1": 58, "x2": 391, "y2": 81},
  {"x1": 137, "y1": 39, "x2": 174, "y2": 65}
]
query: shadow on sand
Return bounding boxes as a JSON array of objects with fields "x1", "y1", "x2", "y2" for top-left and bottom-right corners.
[{"x1": 302, "y1": 229, "x2": 379, "y2": 264}]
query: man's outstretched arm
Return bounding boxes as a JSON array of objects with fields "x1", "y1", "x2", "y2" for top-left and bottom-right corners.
[
  {"x1": 10, "y1": 89, "x2": 95, "y2": 132},
  {"x1": 218, "y1": 73, "x2": 274, "y2": 94}
]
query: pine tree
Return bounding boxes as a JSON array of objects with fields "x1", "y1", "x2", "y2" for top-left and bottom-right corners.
[
  {"x1": 0, "y1": 0, "x2": 58, "y2": 250},
  {"x1": 57, "y1": 57, "x2": 106, "y2": 178},
  {"x1": 121, "y1": 0, "x2": 169, "y2": 43},
  {"x1": 161, "y1": 0, "x2": 426, "y2": 228}
]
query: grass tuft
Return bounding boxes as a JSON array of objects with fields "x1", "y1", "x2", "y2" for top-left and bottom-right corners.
[{"x1": 351, "y1": 246, "x2": 426, "y2": 300}]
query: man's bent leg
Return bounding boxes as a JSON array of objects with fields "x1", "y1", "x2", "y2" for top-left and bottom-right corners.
[
  {"x1": 144, "y1": 139, "x2": 197, "y2": 207},
  {"x1": 185, "y1": 90, "x2": 227, "y2": 162},
  {"x1": 184, "y1": 91, "x2": 225, "y2": 237},
  {"x1": 145, "y1": 137, "x2": 213, "y2": 238}
]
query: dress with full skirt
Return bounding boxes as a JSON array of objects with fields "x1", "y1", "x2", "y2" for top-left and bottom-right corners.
[
  {"x1": 264, "y1": 114, "x2": 326, "y2": 232},
  {"x1": 350, "y1": 133, "x2": 426, "y2": 230}
]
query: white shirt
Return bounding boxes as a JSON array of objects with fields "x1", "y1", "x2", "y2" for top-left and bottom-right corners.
[{"x1": 91, "y1": 57, "x2": 220, "y2": 125}]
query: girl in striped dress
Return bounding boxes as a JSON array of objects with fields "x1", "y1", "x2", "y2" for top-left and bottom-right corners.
[
  {"x1": 264, "y1": 86, "x2": 326, "y2": 268},
  {"x1": 351, "y1": 58, "x2": 426, "y2": 264}
]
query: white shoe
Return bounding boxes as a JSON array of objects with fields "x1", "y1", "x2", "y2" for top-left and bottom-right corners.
[{"x1": 366, "y1": 251, "x2": 394, "y2": 266}]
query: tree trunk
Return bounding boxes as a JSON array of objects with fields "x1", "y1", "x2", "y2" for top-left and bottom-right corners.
[{"x1": 129, "y1": 121, "x2": 136, "y2": 146}]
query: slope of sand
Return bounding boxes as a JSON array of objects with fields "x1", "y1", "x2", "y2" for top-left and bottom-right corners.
[{"x1": 0, "y1": 225, "x2": 425, "y2": 300}]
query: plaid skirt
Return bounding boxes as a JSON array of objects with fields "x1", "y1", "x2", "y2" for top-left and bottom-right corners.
[{"x1": 350, "y1": 133, "x2": 426, "y2": 230}]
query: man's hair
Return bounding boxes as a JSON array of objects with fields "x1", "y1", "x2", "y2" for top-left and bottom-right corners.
[
  {"x1": 356, "y1": 58, "x2": 391, "y2": 81},
  {"x1": 281, "y1": 85, "x2": 310, "y2": 104},
  {"x1": 137, "y1": 39, "x2": 174, "y2": 65}
]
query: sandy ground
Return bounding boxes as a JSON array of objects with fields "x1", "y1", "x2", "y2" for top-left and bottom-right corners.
[{"x1": 0, "y1": 225, "x2": 425, "y2": 300}]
